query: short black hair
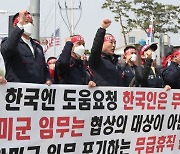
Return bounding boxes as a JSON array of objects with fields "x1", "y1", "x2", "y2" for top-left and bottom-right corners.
[
  {"x1": 12, "y1": 13, "x2": 19, "y2": 23},
  {"x1": 47, "y1": 57, "x2": 57, "y2": 63},
  {"x1": 124, "y1": 45, "x2": 136, "y2": 53},
  {"x1": 70, "y1": 34, "x2": 81, "y2": 37},
  {"x1": 172, "y1": 46, "x2": 180, "y2": 54}
]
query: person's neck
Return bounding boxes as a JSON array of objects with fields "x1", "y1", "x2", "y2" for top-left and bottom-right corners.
[
  {"x1": 102, "y1": 51, "x2": 113, "y2": 57},
  {"x1": 22, "y1": 34, "x2": 30, "y2": 40},
  {"x1": 127, "y1": 61, "x2": 134, "y2": 67},
  {"x1": 71, "y1": 52, "x2": 81, "y2": 60}
]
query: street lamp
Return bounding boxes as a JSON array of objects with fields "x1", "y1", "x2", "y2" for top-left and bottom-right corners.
[
  {"x1": 0, "y1": 10, "x2": 16, "y2": 37},
  {"x1": 0, "y1": 10, "x2": 15, "y2": 14},
  {"x1": 0, "y1": 10, "x2": 15, "y2": 75}
]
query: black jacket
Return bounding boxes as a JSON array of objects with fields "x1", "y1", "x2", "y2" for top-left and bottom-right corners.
[
  {"x1": 140, "y1": 58, "x2": 164, "y2": 88},
  {"x1": 122, "y1": 58, "x2": 164, "y2": 88},
  {"x1": 121, "y1": 63, "x2": 144, "y2": 87},
  {"x1": 89, "y1": 28, "x2": 123, "y2": 86},
  {"x1": 55, "y1": 41, "x2": 91, "y2": 85},
  {"x1": 1, "y1": 26, "x2": 50, "y2": 84},
  {"x1": 162, "y1": 61, "x2": 180, "y2": 89}
]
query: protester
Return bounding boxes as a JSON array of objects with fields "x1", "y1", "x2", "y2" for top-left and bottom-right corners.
[
  {"x1": 162, "y1": 46, "x2": 180, "y2": 89},
  {"x1": 161, "y1": 51, "x2": 172, "y2": 69},
  {"x1": 0, "y1": 10, "x2": 51, "y2": 85},
  {"x1": 55, "y1": 35, "x2": 96, "y2": 87},
  {"x1": 47, "y1": 56, "x2": 57, "y2": 83},
  {"x1": 122, "y1": 46, "x2": 143, "y2": 87},
  {"x1": 89, "y1": 19, "x2": 123, "y2": 86},
  {"x1": 139, "y1": 43, "x2": 164, "y2": 88},
  {"x1": 0, "y1": 76, "x2": 7, "y2": 85}
]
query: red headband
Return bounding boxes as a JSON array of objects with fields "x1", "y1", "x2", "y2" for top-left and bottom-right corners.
[
  {"x1": 124, "y1": 48, "x2": 136, "y2": 55},
  {"x1": 104, "y1": 35, "x2": 115, "y2": 42},
  {"x1": 140, "y1": 44, "x2": 149, "y2": 56},
  {"x1": 172, "y1": 50, "x2": 180, "y2": 57},
  {"x1": 123, "y1": 48, "x2": 136, "y2": 59},
  {"x1": 13, "y1": 14, "x2": 32, "y2": 25},
  {"x1": 161, "y1": 55, "x2": 172, "y2": 68},
  {"x1": 161, "y1": 50, "x2": 180, "y2": 68},
  {"x1": 71, "y1": 35, "x2": 84, "y2": 43}
]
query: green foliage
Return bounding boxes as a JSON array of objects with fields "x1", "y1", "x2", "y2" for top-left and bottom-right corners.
[
  {"x1": 132, "y1": 0, "x2": 180, "y2": 37},
  {"x1": 102, "y1": 0, "x2": 132, "y2": 25},
  {"x1": 102, "y1": 0, "x2": 133, "y2": 45},
  {"x1": 102, "y1": 0, "x2": 180, "y2": 40}
]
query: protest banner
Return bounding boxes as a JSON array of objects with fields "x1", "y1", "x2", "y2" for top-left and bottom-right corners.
[{"x1": 0, "y1": 83, "x2": 180, "y2": 154}]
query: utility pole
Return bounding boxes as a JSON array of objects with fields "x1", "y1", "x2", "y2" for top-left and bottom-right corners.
[
  {"x1": 58, "y1": 0, "x2": 82, "y2": 35},
  {"x1": 54, "y1": 0, "x2": 57, "y2": 57},
  {"x1": 70, "y1": 0, "x2": 74, "y2": 35},
  {"x1": 159, "y1": 33, "x2": 164, "y2": 65},
  {"x1": 29, "y1": 0, "x2": 40, "y2": 40}
]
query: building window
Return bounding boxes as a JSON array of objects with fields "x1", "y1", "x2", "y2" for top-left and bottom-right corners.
[{"x1": 129, "y1": 36, "x2": 135, "y2": 44}]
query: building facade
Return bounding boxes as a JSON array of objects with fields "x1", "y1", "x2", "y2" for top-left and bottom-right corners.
[{"x1": 115, "y1": 27, "x2": 171, "y2": 66}]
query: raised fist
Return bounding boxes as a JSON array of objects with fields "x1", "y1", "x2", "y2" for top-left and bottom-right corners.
[
  {"x1": 18, "y1": 9, "x2": 29, "y2": 25},
  {"x1": 0, "y1": 76, "x2": 7, "y2": 84},
  {"x1": 145, "y1": 49, "x2": 153, "y2": 59},
  {"x1": 101, "y1": 19, "x2": 111, "y2": 29},
  {"x1": 65, "y1": 37, "x2": 72, "y2": 42}
]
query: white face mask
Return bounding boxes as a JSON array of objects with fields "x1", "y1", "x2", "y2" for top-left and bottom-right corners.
[
  {"x1": 130, "y1": 53, "x2": 137, "y2": 62},
  {"x1": 23, "y1": 23, "x2": 33, "y2": 36},
  {"x1": 151, "y1": 52, "x2": 156, "y2": 60},
  {"x1": 74, "y1": 45, "x2": 85, "y2": 57}
]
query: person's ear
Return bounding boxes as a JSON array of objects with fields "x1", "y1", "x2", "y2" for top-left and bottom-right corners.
[{"x1": 174, "y1": 56, "x2": 178, "y2": 61}]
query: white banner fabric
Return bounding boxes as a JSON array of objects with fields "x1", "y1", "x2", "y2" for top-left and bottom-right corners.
[{"x1": 0, "y1": 83, "x2": 180, "y2": 154}]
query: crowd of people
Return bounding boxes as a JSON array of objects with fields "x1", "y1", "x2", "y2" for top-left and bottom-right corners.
[{"x1": 0, "y1": 10, "x2": 180, "y2": 90}]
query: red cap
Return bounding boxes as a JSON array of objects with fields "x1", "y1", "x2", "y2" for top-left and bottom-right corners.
[{"x1": 140, "y1": 43, "x2": 157, "y2": 56}]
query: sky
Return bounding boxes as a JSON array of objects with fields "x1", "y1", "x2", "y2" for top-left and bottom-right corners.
[{"x1": 0, "y1": 0, "x2": 180, "y2": 59}]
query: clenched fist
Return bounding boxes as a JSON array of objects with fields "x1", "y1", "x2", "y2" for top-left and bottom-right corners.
[
  {"x1": 18, "y1": 9, "x2": 31, "y2": 25},
  {"x1": 101, "y1": 19, "x2": 111, "y2": 29}
]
